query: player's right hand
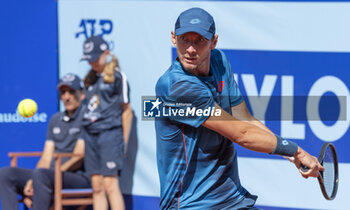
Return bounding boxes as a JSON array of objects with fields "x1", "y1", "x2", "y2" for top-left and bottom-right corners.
[
  {"x1": 23, "y1": 179, "x2": 34, "y2": 196},
  {"x1": 292, "y1": 147, "x2": 324, "y2": 178}
]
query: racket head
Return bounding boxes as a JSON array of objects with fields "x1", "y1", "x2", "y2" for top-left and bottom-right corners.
[{"x1": 317, "y1": 143, "x2": 339, "y2": 200}]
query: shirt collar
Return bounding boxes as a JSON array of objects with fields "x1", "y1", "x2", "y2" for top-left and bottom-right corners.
[{"x1": 61, "y1": 105, "x2": 82, "y2": 122}]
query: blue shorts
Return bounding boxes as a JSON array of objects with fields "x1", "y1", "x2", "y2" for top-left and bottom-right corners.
[{"x1": 83, "y1": 126, "x2": 124, "y2": 176}]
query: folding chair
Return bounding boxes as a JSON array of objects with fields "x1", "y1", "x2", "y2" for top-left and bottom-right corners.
[{"x1": 8, "y1": 152, "x2": 93, "y2": 210}]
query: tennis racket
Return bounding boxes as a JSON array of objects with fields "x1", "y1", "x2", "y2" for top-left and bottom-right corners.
[{"x1": 301, "y1": 143, "x2": 339, "y2": 200}]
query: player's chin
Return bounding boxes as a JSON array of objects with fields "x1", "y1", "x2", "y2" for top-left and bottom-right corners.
[{"x1": 182, "y1": 63, "x2": 197, "y2": 72}]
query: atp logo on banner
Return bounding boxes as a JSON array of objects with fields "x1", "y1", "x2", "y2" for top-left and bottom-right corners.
[{"x1": 75, "y1": 19, "x2": 113, "y2": 39}]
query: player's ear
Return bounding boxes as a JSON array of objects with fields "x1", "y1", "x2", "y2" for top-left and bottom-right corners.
[
  {"x1": 171, "y1": 31, "x2": 177, "y2": 46},
  {"x1": 210, "y1": 34, "x2": 218, "y2": 50}
]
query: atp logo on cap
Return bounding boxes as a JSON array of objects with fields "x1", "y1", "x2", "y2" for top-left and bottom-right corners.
[{"x1": 84, "y1": 41, "x2": 94, "y2": 53}]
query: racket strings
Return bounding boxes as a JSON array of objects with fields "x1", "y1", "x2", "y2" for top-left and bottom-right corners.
[{"x1": 323, "y1": 147, "x2": 335, "y2": 197}]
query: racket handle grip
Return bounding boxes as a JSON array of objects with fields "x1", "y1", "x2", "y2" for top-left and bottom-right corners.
[{"x1": 300, "y1": 164, "x2": 309, "y2": 172}]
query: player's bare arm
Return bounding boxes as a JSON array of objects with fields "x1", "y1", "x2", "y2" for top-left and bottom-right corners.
[
  {"x1": 230, "y1": 100, "x2": 274, "y2": 135},
  {"x1": 202, "y1": 103, "x2": 323, "y2": 178},
  {"x1": 203, "y1": 103, "x2": 276, "y2": 152}
]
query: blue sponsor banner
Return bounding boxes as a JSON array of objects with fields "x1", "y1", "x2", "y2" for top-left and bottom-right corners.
[
  {"x1": 0, "y1": 0, "x2": 58, "y2": 170},
  {"x1": 0, "y1": 1, "x2": 57, "y2": 209},
  {"x1": 172, "y1": 48, "x2": 350, "y2": 163}
]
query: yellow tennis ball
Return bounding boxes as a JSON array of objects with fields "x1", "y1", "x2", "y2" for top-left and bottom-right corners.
[{"x1": 17, "y1": 99, "x2": 38, "y2": 118}]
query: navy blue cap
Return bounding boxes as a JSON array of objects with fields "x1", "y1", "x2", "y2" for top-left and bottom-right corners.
[
  {"x1": 57, "y1": 73, "x2": 84, "y2": 90},
  {"x1": 81, "y1": 36, "x2": 109, "y2": 62},
  {"x1": 175, "y1": 7, "x2": 215, "y2": 40}
]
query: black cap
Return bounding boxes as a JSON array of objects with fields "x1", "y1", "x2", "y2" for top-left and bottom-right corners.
[
  {"x1": 81, "y1": 36, "x2": 109, "y2": 62},
  {"x1": 57, "y1": 73, "x2": 84, "y2": 90}
]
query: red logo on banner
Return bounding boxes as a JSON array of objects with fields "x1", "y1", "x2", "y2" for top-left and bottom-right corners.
[{"x1": 218, "y1": 81, "x2": 224, "y2": 92}]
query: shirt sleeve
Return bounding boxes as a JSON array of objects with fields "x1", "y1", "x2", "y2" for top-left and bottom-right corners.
[
  {"x1": 158, "y1": 78, "x2": 215, "y2": 128},
  {"x1": 118, "y1": 71, "x2": 130, "y2": 104},
  {"x1": 222, "y1": 51, "x2": 243, "y2": 107},
  {"x1": 45, "y1": 115, "x2": 55, "y2": 141},
  {"x1": 228, "y1": 71, "x2": 243, "y2": 107}
]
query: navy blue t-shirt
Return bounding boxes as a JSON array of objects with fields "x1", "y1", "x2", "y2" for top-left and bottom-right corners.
[
  {"x1": 155, "y1": 49, "x2": 255, "y2": 209},
  {"x1": 83, "y1": 69, "x2": 129, "y2": 133},
  {"x1": 46, "y1": 105, "x2": 85, "y2": 170}
]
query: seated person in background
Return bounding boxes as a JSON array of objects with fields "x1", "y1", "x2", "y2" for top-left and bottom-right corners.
[{"x1": 0, "y1": 73, "x2": 91, "y2": 210}]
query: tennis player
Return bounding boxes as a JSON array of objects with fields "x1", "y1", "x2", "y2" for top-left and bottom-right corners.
[{"x1": 155, "y1": 7, "x2": 323, "y2": 209}]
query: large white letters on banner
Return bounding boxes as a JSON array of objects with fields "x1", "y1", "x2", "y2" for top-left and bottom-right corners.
[
  {"x1": 307, "y1": 76, "x2": 350, "y2": 142},
  {"x1": 281, "y1": 76, "x2": 305, "y2": 139},
  {"x1": 241, "y1": 74, "x2": 277, "y2": 124}
]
